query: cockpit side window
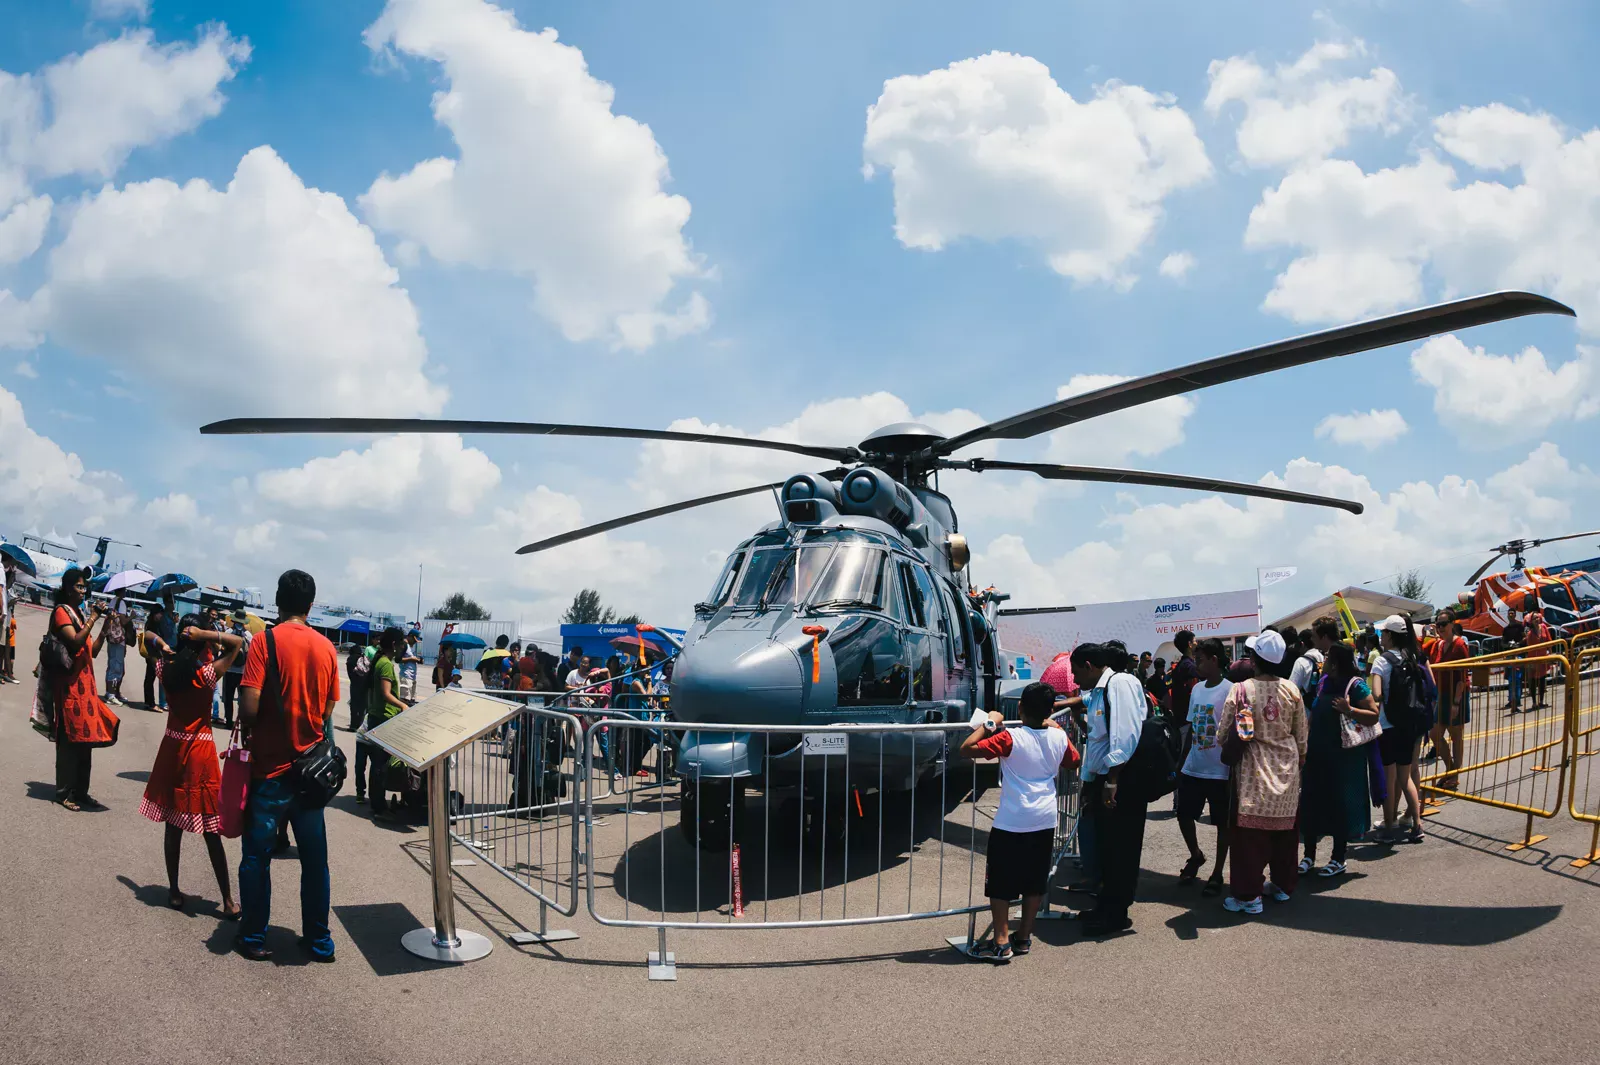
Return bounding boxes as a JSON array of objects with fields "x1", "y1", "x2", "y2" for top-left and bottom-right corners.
[
  {"x1": 700, "y1": 550, "x2": 746, "y2": 612},
  {"x1": 898, "y1": 560, "x2": 927, "y2": 628}
]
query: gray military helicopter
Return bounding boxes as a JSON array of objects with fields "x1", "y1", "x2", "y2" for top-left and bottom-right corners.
[{"x1": 204, "y1": 291, "x2": 1571, "y2": 845}]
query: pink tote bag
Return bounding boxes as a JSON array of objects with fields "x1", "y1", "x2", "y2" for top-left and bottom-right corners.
[{"x1": 219, "y1": 730, "x2": 251, "y2": 839}]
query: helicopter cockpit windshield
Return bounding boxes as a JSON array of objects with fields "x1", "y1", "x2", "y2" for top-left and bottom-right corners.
[{"x1": 698, "y1": 529, "x2": 894, "y2": 615}]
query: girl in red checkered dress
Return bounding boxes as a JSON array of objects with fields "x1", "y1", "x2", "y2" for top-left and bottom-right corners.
[{"x1": 140, "y1": 615, "x2": 245, "y2": 915}]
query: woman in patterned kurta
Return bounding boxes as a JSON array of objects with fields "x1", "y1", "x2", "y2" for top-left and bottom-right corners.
[
  {"x1": 1217, "y1": 634, "x2": 1307, "y2": 909},
  {"x1": 48, "y1": 568, "x2": 120, "y2": 810},
  {"x1": 140, "y1": 616, "x2": 244, "y2": 915}
]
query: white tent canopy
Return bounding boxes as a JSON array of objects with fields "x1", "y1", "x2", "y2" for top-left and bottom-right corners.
[{"x1": 1269, "y1": 586, "x2": 1433, "y2": 634}]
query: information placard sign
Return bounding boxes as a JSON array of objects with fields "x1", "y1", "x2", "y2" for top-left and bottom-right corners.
[{"x1": 363, "y1": 688, "x2": 524, "y2": 771}]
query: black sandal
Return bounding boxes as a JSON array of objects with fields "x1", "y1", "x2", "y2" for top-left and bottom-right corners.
[
  {"x1": 1201, "y1": 873, "x2": 1224, "y2": 897},
  {"x1": 1179, "y1": 855, "x2": 1205, "y2": 884},
  {"x1": 168, "y1": 891, "x2": 186, "y2": 910}
]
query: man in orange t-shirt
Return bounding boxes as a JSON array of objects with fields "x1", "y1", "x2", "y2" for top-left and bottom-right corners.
[
  {"x1": 1427, "y1": 612, "x2": 1472, "y2": 789},
  {"x1": 236, "y1": 569, "x2": 340, "y2": 962}
]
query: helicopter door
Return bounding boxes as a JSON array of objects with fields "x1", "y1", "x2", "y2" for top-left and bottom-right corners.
[{"x1": 896, "y1": 560, "x2": 935, "y2": 706}]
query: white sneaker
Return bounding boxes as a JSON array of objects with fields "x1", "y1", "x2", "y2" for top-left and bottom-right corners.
[
  {"x1": 1223, "y1": 896, "x2": 1263, "y2": 915},
  {"x1": 1263, "y1": 881, "x2": 1291, "y2": 903}
]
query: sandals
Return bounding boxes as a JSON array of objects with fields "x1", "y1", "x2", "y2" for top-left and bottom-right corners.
[
  {"x1": 1297, "y1": 857, "x2": 1313, "y2": 875},
  {"x1": 1200, "y1": 873, "x2": 1223, "y2": 897},
  {"x1": 1012, "y1": 936, "x2": 1032, "y2": 956},
  {"x1": 969, "y1": 939, "x2": 1013, "y2": 964},
  {"x1": 168, "y1": 891, "x2": 186, "y2": 910},
  {"x1": 1178, "y1": 855, "x2": 1206, "y2": 884},
  {"x1": 221, "y1": 902, "x2": 241, "y2": 922},
  {"x1": 1317, "y1": 860, "x2": 1347, "y2": 878},
  {"x1": 59, "y1": 798, "x2": 82, "y2": 812}
]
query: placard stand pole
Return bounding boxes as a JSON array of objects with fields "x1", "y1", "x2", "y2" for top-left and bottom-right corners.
[{"x1": 402, "y1": 759, "x2": 492, "y2": 963}]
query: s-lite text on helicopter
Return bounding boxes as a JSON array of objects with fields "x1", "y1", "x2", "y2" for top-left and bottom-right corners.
[{"x1": 204, "y1": 290, "x2": 1573, "y2": 846}]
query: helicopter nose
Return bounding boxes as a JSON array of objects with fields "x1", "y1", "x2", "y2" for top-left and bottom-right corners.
[{"x1": 671, "y1": 638, "x2": 805, "y2": 725}]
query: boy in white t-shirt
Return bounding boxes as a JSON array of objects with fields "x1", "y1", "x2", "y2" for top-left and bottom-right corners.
[
  {"x1": 958, "y1": 682, "x2": 1079, "y2": 963},
  {"x1": 1176, "y1": 638, "x2": 1234, "y2": 897}
]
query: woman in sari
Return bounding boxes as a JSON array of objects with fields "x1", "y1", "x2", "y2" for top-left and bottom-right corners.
[
  {"x1": 47, "y1": 568, "x2": 121, "y2": 810},
  {"x1": 1299, "y1": 642, "x2": 1379, "y2": 877},
  {"x1": 140, "y1": 615, "x2": 243, "y2": 914},
  {"x1": 1217, "y1": 630, "x2": 1307, "y2": 915}
]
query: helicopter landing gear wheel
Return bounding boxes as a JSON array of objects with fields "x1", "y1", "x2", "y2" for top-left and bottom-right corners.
[{"x1": 679, "y1": 778, "x2": 745, "y2": 852}]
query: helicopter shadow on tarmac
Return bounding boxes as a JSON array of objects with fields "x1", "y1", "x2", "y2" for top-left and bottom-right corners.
[{"x1": 600, "y1": 780, "x2": 999, "y2": 917}]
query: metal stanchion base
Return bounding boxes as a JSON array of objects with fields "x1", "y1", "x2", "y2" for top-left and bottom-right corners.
[
  {"x1": 647, "y1": 950, "x2": 677, "y2": 981},
  {"x1": 510, "y1": 929, "x2": 579, "y2": 945},
  {"x1": 945, "y1": 935, "x2": 976, "y2": 956},
  {"x1": 1506, "y1": 834, "x2": 1549, "y2": 852},
  {"x1": 402, "y1": 927, "x2": 493, "y2": 963}
]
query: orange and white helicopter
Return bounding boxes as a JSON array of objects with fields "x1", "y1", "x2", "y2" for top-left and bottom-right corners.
[{"x1": 1454, "y1": 530, "x2": 1600, "y2": 640}]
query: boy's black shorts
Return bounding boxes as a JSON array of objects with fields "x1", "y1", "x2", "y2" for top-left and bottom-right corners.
[
  {"x1": 1175, "y1": 772, "x2": 1231, "y2": 823},
  {"x1": 984, "y1": 827, "x2": 1054, "y2": 900}
]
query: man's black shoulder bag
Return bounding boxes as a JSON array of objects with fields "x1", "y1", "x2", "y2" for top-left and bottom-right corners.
[{"x1": 264, "y1": 628, "x2": 347, "y2": 808}]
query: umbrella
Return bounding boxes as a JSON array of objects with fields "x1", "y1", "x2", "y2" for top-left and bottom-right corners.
[
  {"x1": 338, "y1": 618, "x2": 371, "y2": 635},
  {"x1": 148, "y1": 572, "x2": 199, "y2": 596},
  {"x1": 476, "y1": 648, "x2": 510, "y2": 668},
  {"x1": 0, "y1": 543, "x2": 37, "y2": 577},
  {"x1": 244, "y1": 612, "x2": 268, "y2": 635},
  {"x1": 102, "y1": 568, "x2": 156, "y2": 595},
  {"x1": 440, "y1": 631, "x2": 487, "y2": 650},
  {"x1": 610, "y1": 634, "x2": 668, "y2": 662}
]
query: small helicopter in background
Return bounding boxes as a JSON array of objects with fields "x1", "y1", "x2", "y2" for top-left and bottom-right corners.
[
  {"x1": 205, "y1": 290, "x2": 1572, "y2": 847},
  {"x1": 1454, "y1": 529, "x2": 1600, "y2": 641}
]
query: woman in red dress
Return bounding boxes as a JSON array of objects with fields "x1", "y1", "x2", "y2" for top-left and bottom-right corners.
[
  {"x1": 140, "y1": 615, "x2": 243, "y2": 915},
  {"x1": 48, "y1": 568, "x2": 121, "y2": 810}
]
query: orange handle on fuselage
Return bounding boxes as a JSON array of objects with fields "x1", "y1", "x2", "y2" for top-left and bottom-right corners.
[{"x1": 802, "y1": 625, "x2": 828, "y2": 684}]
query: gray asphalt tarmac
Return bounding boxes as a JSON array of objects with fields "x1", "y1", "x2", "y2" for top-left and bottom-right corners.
[{"x1": 3, "y1": 602, "x2": 1598, "y2": 1065}]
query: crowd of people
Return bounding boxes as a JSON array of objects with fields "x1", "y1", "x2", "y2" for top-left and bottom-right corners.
[{"x1": 961, "y1": 609, "x2": 1506, "y2": 960}]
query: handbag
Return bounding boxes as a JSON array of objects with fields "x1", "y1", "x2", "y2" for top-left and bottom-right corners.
[
  {"x1": 264, "y1": 629, "x2": 347, "y2": 808},
  {"x1": 1337, "y1": 677, "x2": 1382, "y2": 749},
  {"x1": 219, "y1": 729, "x2": 251, "y2": 839}
]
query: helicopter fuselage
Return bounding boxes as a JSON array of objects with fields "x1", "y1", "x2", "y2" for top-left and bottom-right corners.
[{"x1": 668, "y1": 462, "x2": 997, "y2": 793}]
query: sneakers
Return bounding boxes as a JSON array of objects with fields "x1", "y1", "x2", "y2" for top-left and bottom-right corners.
[
  {"x1": 1223, "y1": 895, "x2": 1264, "y2": 915},
  {"x1": 1263, "y1": 881, "x2": 1291, "y2": 903}
]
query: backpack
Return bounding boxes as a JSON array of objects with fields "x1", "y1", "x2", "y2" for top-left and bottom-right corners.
[
  {"x1": 1295, "y1": 653, "x2": 1322, "y2": 699},
  {"x1": 1115, "y1": 680, "x2": 1182, "y2": 802},
  {"x1": 1380, "y1": 649, "x2": 1430, "y2": 731}
]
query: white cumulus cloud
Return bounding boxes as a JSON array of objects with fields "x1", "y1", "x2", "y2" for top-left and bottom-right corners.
[
  {"x1": 1205, "y1": 40, "x2": 1406, "y2": 168},
  {"x1": 862, "y1": 51, "x2": 1211, "y2": 286},
  {"x1": 1410, "y1": 334, "x2": 1599, "y2": 443},
  {"x1": 0, "y1": 195, "x2": 50, "y2": 264},
  {"x1": 0, "y1": 26, "x2": 247, "y2": 201},
  {"x1": 35, "y1": 146, "x2": 445, "y2": 416},
  {"x1": 1044, "y1": 374, "x2": 1197, "y2": 467},
  {"x1": 1241, "y1": 99, "x2": 1600, "y2": 327},
  {"x1": 254, "y1": 434, "x2": 500, "y2": 518},
  {"x1": 91, "y1": 0, "x2": 151, "y2": 20},
  {"x1": 1314, "y1": 408, "x2": 1409, "y2": 449},
  {"x1": 1158, "y1": 251, "x2": 1194, "y2": 281},
  {"x1": 361, "y1": 0, "x2": 707, "y2": 351}
]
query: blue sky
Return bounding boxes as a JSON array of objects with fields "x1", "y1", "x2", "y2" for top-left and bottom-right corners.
[{"x1": 1, "y1": 0, "x2": 1597, "y2": 627}]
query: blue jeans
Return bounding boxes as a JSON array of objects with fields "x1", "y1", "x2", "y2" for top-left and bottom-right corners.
[
  {"x1": 1508, "y1": 668, "x2": 1523, "y2": 707},
  {"x1": 238, "y1": 775, "x2": 334, "y2": 958}
]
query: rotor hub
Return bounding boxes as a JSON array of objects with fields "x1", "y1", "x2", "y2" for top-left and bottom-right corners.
[{"x1": 857, "y1": 422, "x2": 946, "y2": 458}]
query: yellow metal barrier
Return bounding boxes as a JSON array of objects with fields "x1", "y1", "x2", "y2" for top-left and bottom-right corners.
[
  {"x1": 1470, "y1": 637, "x2": 1570, "y2": 664},
  {"x1": 1421, "y1": 652, "x2": 1571, "y2": 851},
  {"x1": 1564, "y1": 647, "x2": 1600, "y2": 867}
]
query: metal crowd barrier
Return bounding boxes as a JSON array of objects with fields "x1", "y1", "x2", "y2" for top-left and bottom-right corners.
[
  {"x1": 1421, "y1": 653, "x2": 1571, "y2": 850},
  {"x1": 1565, "y1": 647, "x2": 1600, "y2": 867},
  {"x1": 444, "y1": 700, "x2": 587, "y2": 944},
  {"x1": 579, "y1": 716, "x2": 1079, "y2": 979}
]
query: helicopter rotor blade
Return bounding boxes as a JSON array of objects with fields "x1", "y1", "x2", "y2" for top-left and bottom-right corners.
[
  {"x1": 1527, "y1": 528, "x2": 1600, "y2": 550},
  {"x1": 200, "y1": 417, "x2": 862, "y2": 464},
  {"x1": 515, "y1": 481, "x2": 789, "y2": 555},
  {"x1": 932, "y1": 291, "x2": 1574, "y2": 456},
  {"x1": 1464, "y1": 552, "x2": 1508, "y2": 586},
  {"x1": 956, "y1": 459, "x2": 1365, "y2": 515}
]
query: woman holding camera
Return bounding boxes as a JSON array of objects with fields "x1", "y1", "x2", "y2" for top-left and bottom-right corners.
[{"x1": 47, "y1": 567, "x2": 121, "y2": 811}]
